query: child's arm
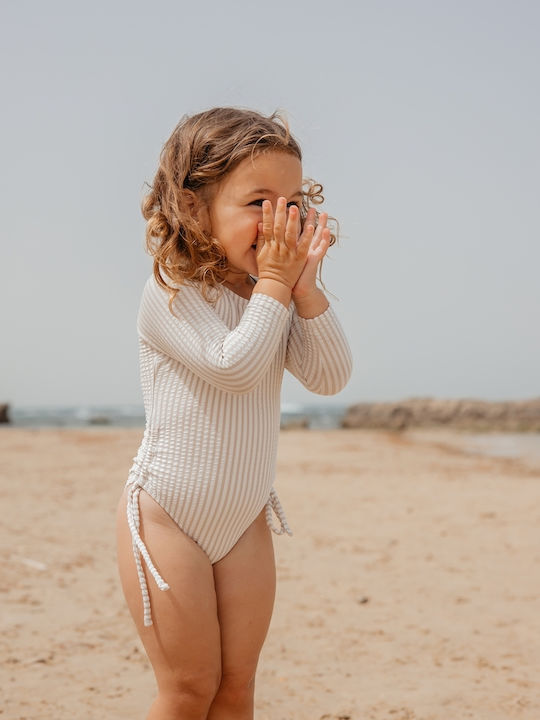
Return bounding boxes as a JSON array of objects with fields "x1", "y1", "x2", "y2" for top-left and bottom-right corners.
[
  {"x1": 285, "y1": 209, "x2": 352, "y2": 394},
  {"x1": 137, "y1": 277, "x2": 289, "y2": 394},
  {"x1": 137, "y1": 198, "x2": 311, "y2": 395},
  {"x1": 285, "y1": 305, "x2": 352, "y2": 395}
]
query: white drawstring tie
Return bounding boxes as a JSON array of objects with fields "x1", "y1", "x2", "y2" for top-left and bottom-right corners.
[
  {"x1": 126, "y1": 483, "x2": 170, "y2": 627},
  {"x1": 265, "y1": 488, "x2": 293, "y2": 536}
]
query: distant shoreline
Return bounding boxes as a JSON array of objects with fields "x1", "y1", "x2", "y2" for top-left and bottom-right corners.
[
  {"x1": 2, "y1": 397, "x2": 540, "y2": 432},
  {"x1": 343, "y1": 396, "x2": 540, "y2": 432},
  {"x1": 0, "y1": 403, "x2": 347, "y2": 430}
]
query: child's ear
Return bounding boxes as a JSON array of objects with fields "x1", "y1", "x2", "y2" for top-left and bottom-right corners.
[{"x1": 183, "y1": 190, "x2": 211, "y2": 233}]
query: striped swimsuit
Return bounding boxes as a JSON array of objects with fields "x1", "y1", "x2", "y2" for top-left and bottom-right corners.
[{"x1": 126, "y1": 273, "x2": 352, "y2": 625}]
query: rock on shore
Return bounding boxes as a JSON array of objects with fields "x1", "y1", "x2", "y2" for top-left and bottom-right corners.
[
  {"x1": 342, "y1": 397, "x2": 540, "y2": 431},
  {"x1": 0, "y1": 403, "x2": 10, "y2": 424}
]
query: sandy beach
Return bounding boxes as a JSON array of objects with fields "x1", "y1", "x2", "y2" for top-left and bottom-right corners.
[{"x1": 1, "y1": 426, "x2": 539, "y2": 719}]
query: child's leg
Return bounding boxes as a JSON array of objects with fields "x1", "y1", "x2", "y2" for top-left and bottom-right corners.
[
  {"x1": 116, "y1": 488, "x2": 222, "y2": 720},
  {"x1": 207, "y1": 508, "x2": 276, "y2": 720}
]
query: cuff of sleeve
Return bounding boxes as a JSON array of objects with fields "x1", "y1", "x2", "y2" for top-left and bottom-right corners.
[
  {"x1": 296, "y1": 304, "x2": 339, "y2": 337},
  {"x1": 250, "y1": 291, "x2": 291, "y2": 319}
]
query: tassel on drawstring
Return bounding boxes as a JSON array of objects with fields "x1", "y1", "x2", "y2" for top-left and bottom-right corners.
[{"x1": 265, "y1": 488, "x2": 293, "y2": 536}]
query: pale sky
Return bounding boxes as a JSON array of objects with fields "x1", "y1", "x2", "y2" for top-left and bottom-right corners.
[{"x1": 1, "y1": 0, "x2": 539, "y2": 409}]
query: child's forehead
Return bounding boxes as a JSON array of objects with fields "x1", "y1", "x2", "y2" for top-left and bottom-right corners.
[{"x1": 224, "y1": 151, "x2": 303, "y2": 192}]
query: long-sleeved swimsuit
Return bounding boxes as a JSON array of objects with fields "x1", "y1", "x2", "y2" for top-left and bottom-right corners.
[{"x1": 126, "y1": 274, "x2": 352, "y2": 625}]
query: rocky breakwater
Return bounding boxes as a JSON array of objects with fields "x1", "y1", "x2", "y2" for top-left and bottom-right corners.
[{"x1": 342, "y1": 397, "x2": 540, "y2": 432}]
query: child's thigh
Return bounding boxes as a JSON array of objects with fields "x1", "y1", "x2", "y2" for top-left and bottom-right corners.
[
  {"x1": 116, "y1": 488, "x2": 221, "y2": 690},
  {"x1": 212, "y1": 508, "x2": 276, "y2": 676}
]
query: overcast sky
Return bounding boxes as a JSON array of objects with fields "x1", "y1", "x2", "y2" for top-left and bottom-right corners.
[{"x1": 1, "y1": 0, "x2": 539, "y2": 409}]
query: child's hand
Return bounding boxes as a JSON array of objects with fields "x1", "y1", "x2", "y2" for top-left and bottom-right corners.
[
  {"x1": 256, "y1": 198, "x2": 314, "y2": 289},
  {"x1": 291, "y1": 209, "x2": 331, "y2": 301}
]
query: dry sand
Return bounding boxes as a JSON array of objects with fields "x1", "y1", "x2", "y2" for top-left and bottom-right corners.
[{"x1": 1, "y1": 427, "x2": 539, "y2": 719}]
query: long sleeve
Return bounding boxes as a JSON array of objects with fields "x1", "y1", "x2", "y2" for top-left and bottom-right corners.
[
  {"x1": 136, "y1": 277, "x2": 290, "y2": 394},
  {"x1": 285, "y1": 304, "x2": 352, "y2": 395}
]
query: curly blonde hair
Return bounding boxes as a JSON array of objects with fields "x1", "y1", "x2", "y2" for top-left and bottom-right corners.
[{"x1": 142, "y1": 107, "x2": 336, "y2": 306}]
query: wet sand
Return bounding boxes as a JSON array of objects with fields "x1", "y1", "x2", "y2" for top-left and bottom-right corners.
[{"x1": 1, "y1": 427, "x2": 539, "y2": 719}]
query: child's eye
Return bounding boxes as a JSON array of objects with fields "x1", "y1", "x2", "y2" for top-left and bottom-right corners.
[{"x1": 249, "y1": 200, "x2": 300, "y2": 208}]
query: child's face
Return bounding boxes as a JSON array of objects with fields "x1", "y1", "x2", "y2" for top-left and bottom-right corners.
[{"x1": 203, "y1": 150, "x2": 303, "y2": 282}]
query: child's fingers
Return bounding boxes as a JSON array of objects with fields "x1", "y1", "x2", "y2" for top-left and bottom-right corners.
[
  {"x1": 273, "y1": 197, "x2": 287, "y2": 244},
  {"x1": 256, "y1": 222, "x2": 265, "y2": 253},
  {"x1": 297, "y1": 221, "x2": 315, "y2": 257},
  {"x1": 316, "y1": 228, "x2": 331, "y2": 258},
  {"x1": 293, "y1": 229, "x2": 330, "y2": 291},
  {"x1": 308, "y1": 229, "x2": 330, "y2": 267},
  {"x1": 262, "y1": 200, "x2": 274, "y2": 243},
  {"x1": 304, "y1": 208, "x2": 317, "y2": 234},
  {"x1": 298, "y1": 208, "x2": 317, "y2": 246},
  {"x1": 301, "y1": 222, "x2": 316, "y2": 248},
  {"x1": 311, "y1": 212, "x2": 328, "y2": 250},
  {"x1": 285, "y1": 205, "x2": 300, "y2": 249}
]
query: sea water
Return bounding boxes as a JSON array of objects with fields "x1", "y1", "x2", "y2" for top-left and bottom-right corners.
[
  {"x1": 444, "y1": 432, "x2": 540, "y2": 467},
  {"x1": 7, "y1": 403, "x2": 348, "y2": 430}
]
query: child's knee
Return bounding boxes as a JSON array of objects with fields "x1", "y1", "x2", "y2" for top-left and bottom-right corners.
[
  {"x1": 214, "y1": 668, "x2": 256, "y2": 710},
  {"x1": 161, "y1": 667, "x2": 222, "y2": 713}
]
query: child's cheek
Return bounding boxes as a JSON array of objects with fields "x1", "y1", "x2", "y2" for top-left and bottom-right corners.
[{"x1": 249, "y1": 216, "x2": 261, "y2": 237}]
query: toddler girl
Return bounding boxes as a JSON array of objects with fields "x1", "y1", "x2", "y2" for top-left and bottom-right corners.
[{"x1": 116, "y1": 107, "x2": 352, "y2": 720}]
